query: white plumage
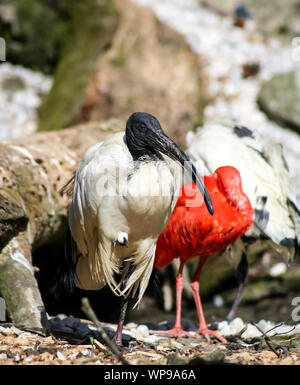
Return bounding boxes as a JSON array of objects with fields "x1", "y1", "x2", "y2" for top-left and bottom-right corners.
[
  {"x1": 59, "y1": 112, "x2": 213, "y2": 346},
  {"x1": 69, "y1": 132, "x2": 181, "y2": 305}
]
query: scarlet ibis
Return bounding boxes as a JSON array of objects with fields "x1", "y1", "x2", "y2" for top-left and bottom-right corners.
[
  {"x1": 154, "y1": 166, "x2": 253, "y2": 342},
  {"x1": 186, "y1": 123, "x2": 300, "y2": 320},
  {"x1": 55, "y1": 112, "x2": 213, "y2": 347}
]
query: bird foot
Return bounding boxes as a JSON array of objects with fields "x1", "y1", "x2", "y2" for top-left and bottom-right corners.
[
  {"x1": 150, "y1": 327, "x2": 195, "y2": 338},
  {"x1": 112, "y1": 336, "x2": 132, "y2": 352},
  {"x1": 195, "y1": 328, "x2": 227, "y2": 344}
]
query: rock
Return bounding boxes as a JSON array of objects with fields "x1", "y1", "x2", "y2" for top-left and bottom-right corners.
[
  {"x1": 168, "y1": 244, "x2": 258, "y2": 305},
  {"x1": 188, "y1": 247, "x2": 242, "y2": 298},
  {"x1": 167, "y1": 353, "x2": 188, "y2": 365},
  {"x1": 189, "y1": 351, "x2": 228, "y2": 365},
  {"x1": 37, "y1": 0, "x2": 119, "y2": 133},
  {"x1": 0, "y1": 231, "x2": 44, "y2": 328},
  {"x1": 217, "y1": 317, "x2": 246, "y2": 336},
  {"x1": 269, "y1": 263, "x2": 287, "y2": 277},
  {"x1": 38, "y1": 0, "x2": 207, "y2": 147},
  {"x1": 0, "y1": 0, "x2": 75, "y2": 73},
  {"x1": 257, "y1": 69, "x2": 300, "y2": 135},
  {"x1": 224, "y1": 280, "x2": 285, "y2": 305},
  {"x1": 0, "y1": 119, "x2": 123, "y2": 328}
]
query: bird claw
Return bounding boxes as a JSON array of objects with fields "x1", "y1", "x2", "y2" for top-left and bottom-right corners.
[
  {"x1": 151, "y1": 327, "x2": 227, "y2": 343},
  {"x1": 195, "y1": 328, "x2": 227, "y2": 344},
  {"x1": 150, "y1": 327, "x2": 195, "y2": 339}
]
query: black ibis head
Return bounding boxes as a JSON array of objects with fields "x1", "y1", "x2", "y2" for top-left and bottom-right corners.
[{"x1": 125, "y1": 112, "x2": 214, "y2": 215}]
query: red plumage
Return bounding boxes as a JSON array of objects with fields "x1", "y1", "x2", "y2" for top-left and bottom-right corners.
[{"x1": 153, "y1": 166, "x2": 253, "y2": 342}]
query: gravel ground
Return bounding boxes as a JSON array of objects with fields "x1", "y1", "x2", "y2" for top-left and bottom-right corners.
[{"x1": 1, "y1": 315, "x2": 300, "y2": 365}]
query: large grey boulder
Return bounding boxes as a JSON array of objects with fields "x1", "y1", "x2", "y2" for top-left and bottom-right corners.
[{"x1": 258, "y1": 70, "x2": 300, "y2": 134}]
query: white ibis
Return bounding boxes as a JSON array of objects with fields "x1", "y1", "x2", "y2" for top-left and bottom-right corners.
[
  {"x1": 56, "y1": 112, "x2": 213, "y2": 346},
  {"x1": 186, "y1": 122, "x2": 300, "y2": 320}
]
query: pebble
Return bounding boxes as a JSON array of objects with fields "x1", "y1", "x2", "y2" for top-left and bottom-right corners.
[
  {"x1": 13, "y1": 353, "x2": 21, "y2": 362},
  {"x1": 124, "y1": 317, "x2": 300, "y2": 342},
  {"x1": 125, "y1": 317, "x2": 300, "y2": 343},
  {"x1": 0, "y1": 325, "x2": 22, "y2": 335},
  {"x1": 269, "y1": 262, "x2": 287, "y2": 277},
  {"x1": 217, "y1": 317, "x2": 300, "y2": 339},
  {"x1": 80, "y1": 349, "x2": 92, "y2": 357},
  {"x1": 213, "y1": 295, "x2": 225, "y2": 308},
  {"x1": 124, "y1": 322, "x2": 170, "y2": 344},
  {"x1": 125, "y1": 323, "x2": 150, "y2": 339},
  {"x1": 56, "y1": 351, "x2": 66, "y2": 361}
]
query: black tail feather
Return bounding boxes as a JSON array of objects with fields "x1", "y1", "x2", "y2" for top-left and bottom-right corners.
[{"x1": 50, "y1": 226, "x2": 79, "y2": 299}]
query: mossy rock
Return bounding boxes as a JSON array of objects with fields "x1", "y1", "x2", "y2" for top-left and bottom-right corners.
[
  {"x1": 0, "y1": 0, "x2": 75, "y2": 73},
  {"x1": 37, "y1": 0, "x2": 208, "y2": 148},
  {"x1": 0, "y1": 192, "x2": 28, "y2": 251},
  {"x1": 37, "y1": 0, "x2": 119, "y2": 132}
]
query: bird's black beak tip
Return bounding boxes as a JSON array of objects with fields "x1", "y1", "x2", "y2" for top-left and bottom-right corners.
[
  {"x1": 207, "y1": 200, "x2": 214, "y2": 216},
  {"x1": 203, "y1": 188, "x2": 214, "y2": 216}
]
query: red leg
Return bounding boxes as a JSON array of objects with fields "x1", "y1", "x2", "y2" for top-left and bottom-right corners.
[
  {"x1": 151, "y1": 261, "x2": 194, "y2": 338},
  {"x1": 191, "y1": 257, "x2": 227, "y2": 343}
]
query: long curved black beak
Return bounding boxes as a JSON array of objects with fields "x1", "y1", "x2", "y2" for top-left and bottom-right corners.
[{"x1": 151, "y1": 131, "x2": 214, "y2": 215}]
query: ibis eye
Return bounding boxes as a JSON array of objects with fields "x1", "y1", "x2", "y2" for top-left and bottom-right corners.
[{"x1": 139, "y1": 123, "x2": 146, "y2": 130}]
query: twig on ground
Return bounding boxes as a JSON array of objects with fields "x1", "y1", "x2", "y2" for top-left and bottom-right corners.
[
  {"x1": 265, "y1": 321, "x2": 296, "y2": 337},
  {"x1": 250, "y1": 322, "x2": 288, "y2": 358},
  {"x1": 81, "y1": 297, "x2": 130, "y2": 365}
]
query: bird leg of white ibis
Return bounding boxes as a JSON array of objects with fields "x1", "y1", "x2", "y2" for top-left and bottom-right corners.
[
  {"x1": 150, "y1": 261, "x2": 195, "y2": 338},
  {"x1": 226, "y1": 251, "x2": 248, "y2": 321},
  {"x1": 191, "y1": 256, "x2": 227, "y2": 343},
  {"x1": 113, "y1": 295, "x2": 129, "y2": 348}
]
